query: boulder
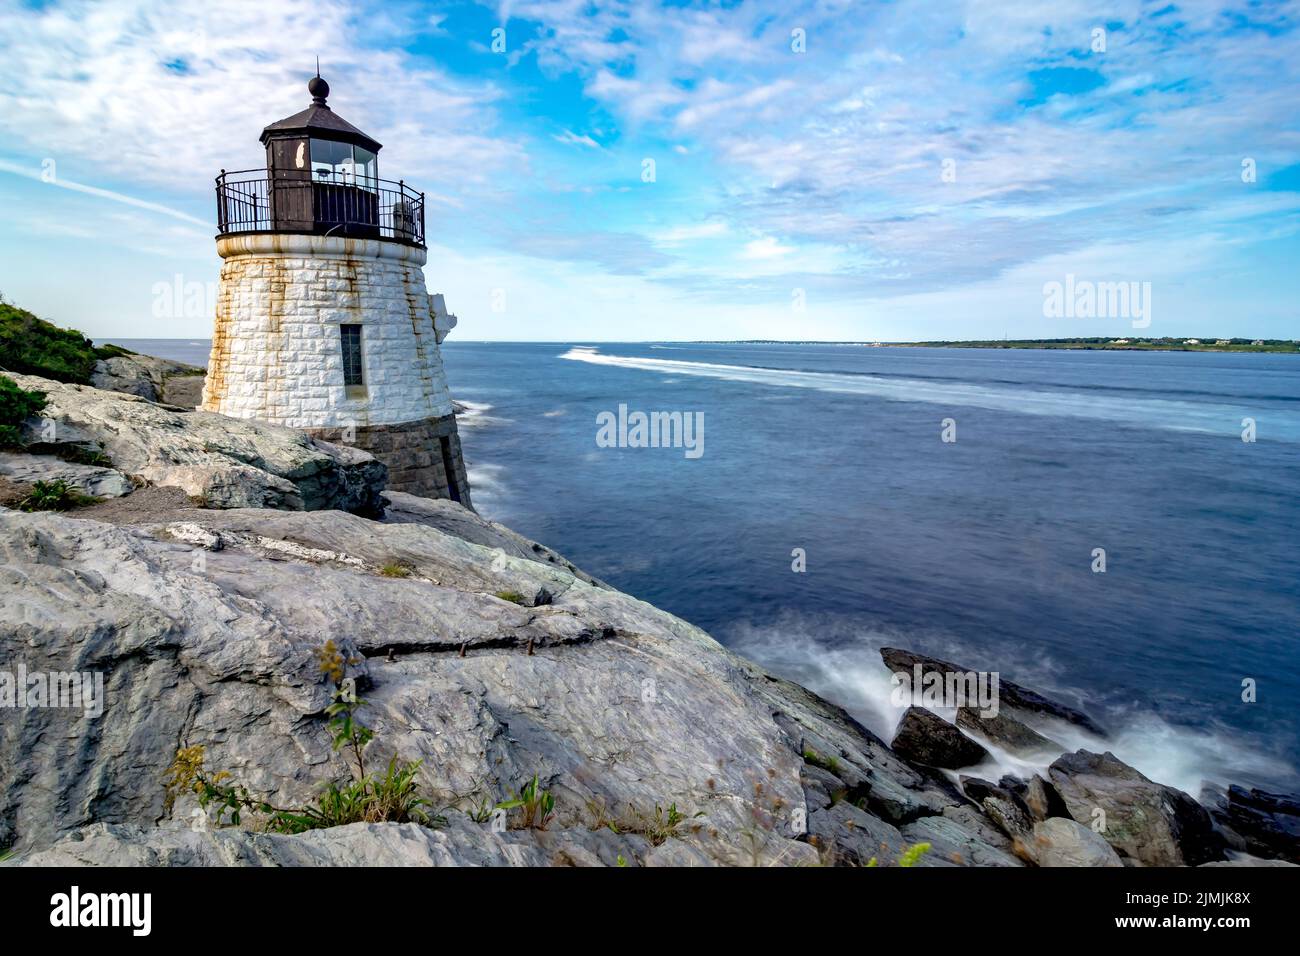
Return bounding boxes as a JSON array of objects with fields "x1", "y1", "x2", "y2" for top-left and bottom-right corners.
[
  {"x1": 0, "y1": 451, "x2": 133, "y2": 499},
  {"x1": 4, "y1": 372, "x2": 385, "y2": 514},
  {"x1": 956, "y1": 706, "x2": 1060, "y2": 755},
  {"x1": 1026, "y1": 817, "x2": 1123, "y2": 867},
  {"x1": 881, "y1": 646, "x2": 1106, "y2": 736},
  {"x1": 891, "y1": 707, "x2": 990, "y2": 770},
  {"x1": 1048, "y1": 750, "x2": 1225, "y2": 866},
  {"x1": 982, "y1": 792, "x2": 1034, "y2": 841},
  {"x1": 91, "y1": 352, "x2": 205, "y2": 406},
  {"x1": 1204, "y1": 784, "x2": 1300, "y2": 864}
]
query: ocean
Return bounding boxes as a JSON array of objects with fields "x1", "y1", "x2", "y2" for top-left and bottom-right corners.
[{"x1": 111, "y1": 338, "x2": 1300, "y2": 796}]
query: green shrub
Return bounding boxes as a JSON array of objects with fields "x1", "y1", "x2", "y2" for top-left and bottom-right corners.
[
  {"x1": 495, "y1": 589, "x2": 528, "y2": 605},
  {"x1": 18, "y1": 479, "x2": 98, "y2": 512},
  {"x1": 0, "y1": 374, "x2": 46, "y2": 446},
  {"x1": 0, "y1": 301, "x2": 131, "y2": 384}
]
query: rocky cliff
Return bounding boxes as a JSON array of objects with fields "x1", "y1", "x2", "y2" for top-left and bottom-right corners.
[{"x1": 0, "y1": 368, "x2": 1295, "y2": 867}]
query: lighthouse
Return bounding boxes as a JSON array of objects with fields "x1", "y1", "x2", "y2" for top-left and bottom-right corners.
[{"x1": 202, "y1": 74, "x2": 471, "y2": 507}]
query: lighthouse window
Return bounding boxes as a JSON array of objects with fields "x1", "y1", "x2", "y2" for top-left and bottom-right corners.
[
  {"x1": 340, "y1": 324, "x2": 364, "y2": 387},
  {"x1": 311, "y1": 139, "x2": 378, "y2": 189}
]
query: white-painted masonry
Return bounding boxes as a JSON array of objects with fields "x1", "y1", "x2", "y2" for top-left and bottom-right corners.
[{"x1": 201, "y1": 234, "x2": 454, "y2": 429}]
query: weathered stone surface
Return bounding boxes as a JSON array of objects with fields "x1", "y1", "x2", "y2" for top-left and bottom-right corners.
[
  {"x1": 904, "y1": 812, "x2": 1022, "y2": 867},
  {"x1": 381, "y1": 491, "x2": 607, "y2": 588},
  {"x1": 1023, "y1": 774, "x2": 1071, "y2": 822},
  {"x1": 4, "y1": 373, "x2": 385, "y2": 513},
  {"x1": 1204, "y1": 784, "x2": 1300, "y2": 864},
  {"x1": 14, "y1": 819, "x2": 650, "y2": 868},
  {"x1": 310, "y1": 415, "x2": 472, "y2": 508},
  {"x1": 1049, "y1": 750, "x2": 1225, "y2": 866},
  {"x1": 981, "y1": 792, "x2": 1034, "y2": 841},
  {"x1": 956, "y1": 706, "x2": 1060, "y2": 755},
  {"x1": 0, "y1": 451, "x2": 132, "y2": 499},
  {"x1": 1026, "y1": 817, "x2": 1123, "y2": 867},
  {"x1": 0, "y1": 506, "x2": 1013, "y2": 867},
  {"x1": 881, "y1": 646, "x2": 1107, "y2": 736},
  {"x1": 92, "y1": 353, "x2": 205, "y2": 406},
  {"x1": 890, "y1": 707, "x2": 990, "y2": 770}
]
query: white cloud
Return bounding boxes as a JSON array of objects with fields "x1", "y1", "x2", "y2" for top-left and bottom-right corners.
[{"x1": 741, "y1": 236, "x2": 794, "y2": 259}]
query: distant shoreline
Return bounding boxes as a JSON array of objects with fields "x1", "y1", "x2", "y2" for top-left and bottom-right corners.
[{"x1": 687, "y1": 338, "x2": 1300, "y2": 353}]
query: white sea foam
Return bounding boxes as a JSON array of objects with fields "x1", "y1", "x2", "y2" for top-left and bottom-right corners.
[
  {"x1": 465, "y1": 462, "x2": 507, "y2": 518},
  {"x1": 455, "y1": 399, "x2": 509, "y2": 429},
  {"x1": 560, "y1": 346, "x2": 1298, "y2": 441},
  {"x1": 725, "y1": 615, "x2": 1295, "y2": 798}
]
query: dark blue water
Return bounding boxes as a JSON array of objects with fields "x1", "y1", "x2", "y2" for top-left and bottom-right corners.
[{"x1": 112, "y1": 339, "x2": 1300, "y2": 794}]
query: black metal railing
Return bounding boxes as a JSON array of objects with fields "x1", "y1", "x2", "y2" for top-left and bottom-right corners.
[{"x1": 215, "y1": 168, "x2": 425, "y2": 247}]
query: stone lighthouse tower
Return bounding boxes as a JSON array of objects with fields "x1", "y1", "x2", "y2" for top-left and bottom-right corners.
[{"x1": 203, "y1": 74, "x2": 471, "y2": 507}]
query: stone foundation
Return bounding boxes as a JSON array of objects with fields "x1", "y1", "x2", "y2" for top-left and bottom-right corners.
[{"x1": 308, "y1": 413, "x2": 472, "y2": 509}]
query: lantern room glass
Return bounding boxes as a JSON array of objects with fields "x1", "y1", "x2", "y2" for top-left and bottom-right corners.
[{"x1": 310, "y1": 139, "x2": 378, "y2": 190}]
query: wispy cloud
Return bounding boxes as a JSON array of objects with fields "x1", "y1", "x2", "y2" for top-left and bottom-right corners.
[{"x1": 1, "y1": 0, "x2": 1297, "y2": 339}]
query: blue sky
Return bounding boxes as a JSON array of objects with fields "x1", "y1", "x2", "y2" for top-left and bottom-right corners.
[{"x1": 0, "y1": 0, "x2": 1297, "y2": 341}]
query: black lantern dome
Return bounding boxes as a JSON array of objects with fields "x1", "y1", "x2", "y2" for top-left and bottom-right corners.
[
  {"x1": 215, "y1": 74, "x2": 424, "y2": 247},
  {"x1": 260, "y1": 75, "x2": 383, "y2": 155}
]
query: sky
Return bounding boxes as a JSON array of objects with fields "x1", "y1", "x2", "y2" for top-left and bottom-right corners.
[{"x1": 0, "y1": 0, "x2": 1297, "y2": 342}]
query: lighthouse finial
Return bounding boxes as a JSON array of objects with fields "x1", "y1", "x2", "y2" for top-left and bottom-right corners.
[{"x1": 308, "y1": 63, "x2": 329, "y2": 106}]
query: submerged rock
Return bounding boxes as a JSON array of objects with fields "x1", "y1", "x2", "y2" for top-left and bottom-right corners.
[
  {"x1": 956, "y1": 706, "x2": 1060, "y2": 756},
  {"x1": 881, "y1": 646, "x2": 1106, "y2": 736},
  {"x1": 890, "y1": 707, "x2": 990, "y2": 770}
]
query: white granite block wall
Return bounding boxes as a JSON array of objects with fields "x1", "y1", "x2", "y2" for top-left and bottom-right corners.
[{"x1": 202, "y1": 235, "x2": 455, "y2": 429}]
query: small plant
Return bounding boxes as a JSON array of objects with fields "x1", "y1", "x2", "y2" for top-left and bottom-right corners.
[
  {"x1": 326, "y1": 686, "x2": 374, "y2": 780},
  {"x1": 628, "y1": 802, "x2": 700, "y2": 846},
  {"x1": 163, "y1": 744, "x2": 285, "y2": 826},
  {"x1": 379, "y1": 562, "x2": 412, "y2": 578},
  {"x1": 898, "y1": 842, "x2": 932, "y2": 867},
  {"x1": 18, "y1": 479, "x2": 98, "y2": 512},
  {"x1": 496, "y1": 774, "x2": 555, "y2": 830},
  {"x1": 494, "y1": 589, "x2": 528, "y2": 605},
  {"x1": 802, "y1": 748, "x2": 840, "y2": 775},
  {"x1": 865, "y1": 841, "x2": 933, "y2": 868},
  {"x1": 267, "y1": 757, "x2": 434, "y2": 833},
  {"x1": 463, "y1": 792, "x2": 499, "y2": 824}
]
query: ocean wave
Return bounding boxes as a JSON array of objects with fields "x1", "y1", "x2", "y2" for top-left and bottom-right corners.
[
  {"x1": 560, "y1": 346, "x2": 1299, "y2": 441},
  {"x1": 454, "y1": 399, "x2": 509, "y2": 429},
  {"x1": 723, "y1": 613, "x2": 1296, "y2": 798}
]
